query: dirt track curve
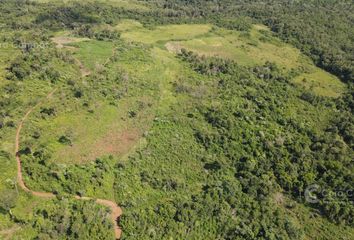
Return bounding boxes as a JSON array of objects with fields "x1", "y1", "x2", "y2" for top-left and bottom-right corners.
[{"x1": 15, "y1": 89, "x2": 122, "y2": 239}]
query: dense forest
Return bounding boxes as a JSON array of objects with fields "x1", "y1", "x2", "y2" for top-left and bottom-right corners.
[{"x1": 0, "y1": 0, "x2": 353, "y2": 239}]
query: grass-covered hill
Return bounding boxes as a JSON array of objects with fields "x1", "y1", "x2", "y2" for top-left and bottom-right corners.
[{"x1": 0, "y1": 0, "x2": 353, "y2": 239}]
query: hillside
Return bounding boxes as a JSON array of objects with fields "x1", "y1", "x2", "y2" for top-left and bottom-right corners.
[{"x1": 0, "y1": 1, "x2": 353, "y2": 240}]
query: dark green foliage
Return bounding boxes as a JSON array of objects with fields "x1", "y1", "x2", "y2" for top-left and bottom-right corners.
[
  {"x1": 74, "y1": 25, "x2": 121, "y2": 41},
  {"x1": 7, "y1": 56, "x2": 31, "y2": 80},
  {"x1": 182, "y1": 53, "x2": 354, "y2": 225},
  {"x1": 35, "y1": 4, "x2": 101, "y2": 29},
  {"x1": 40, "y1": 107, "x2": 56, "y2": 118},
  {"x1": 58, "y1": 135, "x2": 72, "y2": 146},
  {"x1": 215, "y1": 17, "x2": 252, "y2": 32},
  {"x1": 74, "y1": 89, "x2": 83, "y2": 98},
  {"x1": 30, "y1": 199, "x2": 113, "y2": 240},
  {"x1": 22, "y1": 150, "x2": 114, "y2": 197},
  {"x1": 42, "y1": 67, "x2": 61, "y2": 83}
]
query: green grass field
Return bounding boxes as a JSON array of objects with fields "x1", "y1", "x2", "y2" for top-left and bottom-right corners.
[
  {"x1": 69, "y1": 40, "x2": 115, "y2": 70},
  {"x1": 294, "y1": 69, "x2": 346, "y2": 97},
  {"x1": 121, "y1": 24, "x2": 212, "y2": 44},
  {"x1": 115, "y1": 19, "x2": 144, "y2": 32}
]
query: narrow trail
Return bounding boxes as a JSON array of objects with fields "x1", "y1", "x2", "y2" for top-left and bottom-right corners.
[
  {"x1": 74, "y1": 58, "x2": 91, "y2": 77},
  {"x1": 15, "y1": 89, "x2": 122, "y2": 239}
]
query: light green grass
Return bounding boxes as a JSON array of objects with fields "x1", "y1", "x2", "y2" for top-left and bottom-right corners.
[
  {"x1": 161, "y1": 24, "x2": 345, "y2": 97},
  {"x1": 121, "y1": 24, "x2": 212, "y2": 44},
  {"x1": 166, "y1": 36, "x2": 257, "y2": 66},
  {"x1": 115, "y1": 19, "x2": 144, "y2": 32},
  {"x1": 102, "y1": 0, "x2": 150, "y2": 11},
  {"x1": 69, "y1": 40, "x2": 115, "y2": 70},
  {"x1": 295, "y1": 69, "x2": 345, "y2": 98},
  {"x1": 277, "y1": 197, "x2": 354, "y2": 240},
  {"x1": 31, "y1": 98, "x2": 151, "y2": 164},
  {"x1": 165, "y1": 26, "x2": 303, "y2": 69},
  {"x1": 34, "y1": 102, "x2": 125, "y2": 163}
]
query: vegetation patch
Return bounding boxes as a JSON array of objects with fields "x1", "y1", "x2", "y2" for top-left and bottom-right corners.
[{"x1": 115, "y1": 19, "x2": 144, "y2": 32}]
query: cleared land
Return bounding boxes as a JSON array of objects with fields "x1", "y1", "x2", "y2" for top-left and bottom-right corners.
[{"x1": 121, "y1": 24, "x2": 212, "y2": 44}]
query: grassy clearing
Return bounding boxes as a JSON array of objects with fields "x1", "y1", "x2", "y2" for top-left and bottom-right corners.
[
  {"x1": 121, "y1": 24, "x2": 212, "y2": 44},
  {"x1": 161, "y1": 25, "x2": 345, "y2": 97},
  {"x1": 166, "y1": 36, "x2": 256, "y2": 66},
  {"x1": 165, "y1": 26, "x2": 304, "y2": 69},
  {"x1": 115, "y1": 19, "x2": 144, "y2": 32},
  {"x1": 275, "y1": 197, "x2": 354, "y2": 240},
  {"x1": 294, "y1": 69, "x2": 345, "y2": 97},
  {"x1": 19, "y1": 40, "x2": 184, "y2": 194},
  {"x1": 31, "y1": 102, "x2": 126, "y2": 163},
  {"x1": 29, "y1": 97, "x2": 152, "y2": 164},
  {"x1": 68, "y1": 40, "x2": 115, "y2": 70},
  {"x1": 51, "y1": 36, "x2": 90, "y2": 48}
]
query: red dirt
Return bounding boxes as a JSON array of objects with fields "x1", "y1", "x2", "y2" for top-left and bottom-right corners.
[
  {"x1": 56, "y1": 128, "x2": 141, "y2": 164},
  {"x1": 91, "y1": 129, "x2": 140, "y2": 161},
  {"x1": 15, "y1": 89, "x2": 122, "y2": 239}
]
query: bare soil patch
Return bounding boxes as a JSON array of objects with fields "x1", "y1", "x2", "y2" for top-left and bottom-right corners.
[
  {"x1": 51, "y1": 36, "x2": 89, "y2": 48},
  {"x1": 58, "y1": 128, "x2": 141, "y2": 164}
]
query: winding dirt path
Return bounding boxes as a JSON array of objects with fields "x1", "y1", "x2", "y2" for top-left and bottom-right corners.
[{"x1": 15, "y1": 89, "x2": 122, "y2": 239}]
